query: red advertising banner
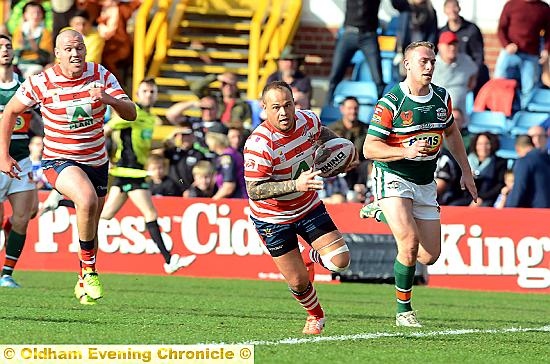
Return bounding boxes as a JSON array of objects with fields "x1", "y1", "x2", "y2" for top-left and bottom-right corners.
[{"x1": 2, "y1": 193, "x2": 549, "y2": 293}]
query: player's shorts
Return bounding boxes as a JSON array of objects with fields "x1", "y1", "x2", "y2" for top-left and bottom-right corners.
[
  {"x1": 0, "y1": 157, "x2": 35, "y2": 202},
  {"x1": 250, "y1": 203, "x2": 338, "y2": 257},
  {"x1": 42, "y1": 159, "x2": 109, "y2": 198},
  {"x1": 112, "y1": 176, "x2": 149, "y2": 193},
  {"x1": 371, "y1": 165, "x2": 440, "y2": 220}
]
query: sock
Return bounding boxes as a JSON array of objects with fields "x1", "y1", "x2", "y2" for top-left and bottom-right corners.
[
  {"x1": 79, "y1": 239, "x2": 96, "y2": 273},
  {"x1": 146, "y1": 220, "x2": 171, "y2": 264},
  {"x1": 2, "y1": 230, "x2": 26, "y2": 276},
  {"x1": 394, "y1": 259, "x2": 416, "y2": 313},
  {"x1": 290, "y1": 282, "x2": 324, "y2": 318}
]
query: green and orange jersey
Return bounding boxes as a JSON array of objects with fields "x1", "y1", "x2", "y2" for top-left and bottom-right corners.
[
  {"x1": 367, "y1": 82, "x2": 454, "y2": 185},
  {"x1": 0, "y1": 73, "x2": 32, "y2": 162}
]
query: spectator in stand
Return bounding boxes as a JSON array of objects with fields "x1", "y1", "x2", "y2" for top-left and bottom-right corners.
[
  {"x1": 227, "y1": 123, "x2": 246, "y2": 154},
  {"x1": 293, "y1": 90, "x2": 311, "y2": 110},
  {"x1": 432, "y1": 31, "x2": 477, "y2": 126},
  {"x1": 527, "y1": 125, "x2": 549, "y2": 153},
  {"x1": 98, "y1": 0, "x2": 140, "y2": 83},
  {"x1": 267, "y1": 46, "x2": 312, "y2": 102},
  {"x1": 12, "y1": 1, "x2": 53, "y2": 78},
  {"x1": 166, "y1": 95, "x2": 219, "y2": 146},
  {"x1": 505, "y1": 135, "x2": 550, "y2": 208},
  {"x1": 328, "y1": 96, "x2": 369, "y2": 200},
  {"x1": 190, "y1": 72, "x2": 252, "y2": 129},
  {"x1": 439, "y1": 0, "x2": 489, "y2": 96},
  {"x1": 391, "y1": 0, "x2": 438, "y2": 79},
  {"x1": 452, "y1": 132, "x2": 507, "y2": 207},
  {"x1": 183, "y1": 161, "x2": 217, "y2": 198},
  {"x1": 493, "y1": 169, "x2": 514, "y2": 209},
  {"x1": 69, "y1": 10, "x2": 104, "y2": 63},
  {"x1": 494, "y1": 0, "x2": 550, "y2": 108},
  {"x1": 325, "y1": 0, "x2": 384, "y2": 105},
  {"x1": 204, "y1": 123, "x2": 247, "y2": 200},
  {"x1": 435, "y1": 148, "x2": 462, "y2": 205},
  {"x1": 318, "y1": 174, "x2": 349, "y2": 205},
  {"x1": 158, "y1": 123, "x2": 207, "y2": 195},
  {"x1": 7, "y1": 0, "x2": 53, "y2": 35},
  {"x1": 147, "y1": 154, "x2": 181, "y2": 197}
]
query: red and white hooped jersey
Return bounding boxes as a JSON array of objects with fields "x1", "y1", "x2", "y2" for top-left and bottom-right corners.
[
  {"x1": 15, "y1": 62, "x2": 129, "y2": 166},
  {"x1": 244, "y1": 109, "x2": 323, "y2": 224}
]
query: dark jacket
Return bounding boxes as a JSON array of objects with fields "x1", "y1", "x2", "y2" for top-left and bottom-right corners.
[
  {"x1": 506, "y1": 149, "x2": 550, "y2": 208},
  {"x1": 440, "y1": 17, "x2": 485, "y2": 66}
]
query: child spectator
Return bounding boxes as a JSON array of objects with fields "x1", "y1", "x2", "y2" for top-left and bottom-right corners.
[
  {"x1": 12, "y1": 1, "x2": 53, "y2": 78},
  {"x1": 147, "y1": 154, "x2": 181, "y2": 197},
  {"x1": 494, "y1": 169, "x2": 514, "y2": 209},
  {"x1": 183, "y1": 161, "x2": 217, "y2": 198}
]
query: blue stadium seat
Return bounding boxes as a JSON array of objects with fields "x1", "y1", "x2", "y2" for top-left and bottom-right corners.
[
  {"x1": 320, "y1": 105, "x2": 342, "y2": 125},
  {"x1": 247, "y1": 99, "x2": 264, "y2": 129},
  {"x1": 351, "y1": 51, "x2": 396, "y2": 85},
  {"x1": 359, "y1": 105, "x2": 374, "y2": 124},
  {"x1": 525, "y1": 88, "x2": 550, "y2": 113},
  {"x1": 333, "y1": 80, "x2": 378, "y2": 107},
  {"x1": 464, "y1": 91, "x2": 474, "y2": 116},
  {"x1": 467, "y1": 111, "x2": 509, "y2": 135},
  {"x1": 509, "y1": 111, "x2": 549, "y2": 136},
  {"x1": 496, "y1": 134, "x2": 518, "y2": 162},
  {"x1": 351, "y1": 59, "x2": 372, "y2": 82}
]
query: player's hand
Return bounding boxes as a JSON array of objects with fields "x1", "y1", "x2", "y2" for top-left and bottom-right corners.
[
  {"x1": 90, "y1": 83, "x2": 114, "y2": 105},
  {"x1": 460, "y1": 172, "x2": 478, "y2": 203},
  {"x1": 403, "y1": 140, "x2": 429, "y2": 159},
  {"x1": 0, "y1": 155, "x2": 21, "y2": 180},
  {"x1": 295, "y1": 169, "x2": 324, "y2": 192}
]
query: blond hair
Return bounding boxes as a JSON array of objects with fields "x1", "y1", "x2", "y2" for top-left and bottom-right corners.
[{"x1": 192, "y1": 160, "x2": 215, "y2": 177}]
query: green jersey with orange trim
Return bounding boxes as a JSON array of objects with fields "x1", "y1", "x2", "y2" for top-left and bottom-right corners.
[
  {"x1": 367, "y1": 82, "x2": 454, "y2": 185},
  {"x1": 0, "y1": 73, "x2": 32, "y2": 162}
]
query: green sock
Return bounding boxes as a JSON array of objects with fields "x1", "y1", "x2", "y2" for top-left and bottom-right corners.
[
  {"x1": 394, "y1": 259, "x2": 416, "y2": 313},
  {"x1": 2, "y1": 230, "x2": 26, "y2": 276}
]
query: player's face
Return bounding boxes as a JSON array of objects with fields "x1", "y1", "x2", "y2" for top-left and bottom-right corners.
[
  {"x1": 137, "y1": 83, "x2": 158, "y2": 107},
  {"x1": 404, "y1": 46, "x2": 436, "y2": 87},
  {"x1": 55, "y1": 33, "x2": 87, "y2": 77},
  {"x1": 0, "y1": 38, "x2": 14, "y2": 66},
  {"x1": 263, "y1": 88, "x2": 296, "y2": 132}
]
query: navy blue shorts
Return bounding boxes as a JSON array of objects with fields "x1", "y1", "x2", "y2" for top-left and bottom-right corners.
[
  {"x1": 42, "y1": 160, "x2": 109, "y2": 197},
  {"x1": 251, "y1": 203, "x2": 338, "y2": 257}
]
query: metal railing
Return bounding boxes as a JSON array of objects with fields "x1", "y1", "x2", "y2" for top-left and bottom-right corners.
[{"x1": 133, "y1": 0, "x2": 301, "y2": 100}]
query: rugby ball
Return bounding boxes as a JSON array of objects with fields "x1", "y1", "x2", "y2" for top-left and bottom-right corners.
[{"x1": 313, "y1": 137, "x2": 355, "y2": 178}]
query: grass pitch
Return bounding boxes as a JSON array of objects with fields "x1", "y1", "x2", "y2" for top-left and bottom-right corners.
[{"x1": 0, "y1": 271, "x2": 548, "y2": 363}]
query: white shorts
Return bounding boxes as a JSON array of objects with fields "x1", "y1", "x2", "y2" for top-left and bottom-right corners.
[
  {"x1": 371, "y1": 165, "x2": 440, "y2": 220},
  {"x1": 0, "y1": 157, "x2": 35, "y2": 202}
]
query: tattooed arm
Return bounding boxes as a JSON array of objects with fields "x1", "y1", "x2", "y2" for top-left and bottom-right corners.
[
  {"x1": 246, "y1": 180, "x2": 297, "y2": 201},
  {"x1": 246, "y1": 169, "x2": 324, "y2": 201}
]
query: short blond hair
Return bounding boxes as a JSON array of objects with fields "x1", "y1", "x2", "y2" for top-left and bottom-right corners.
[{"x1": 192, "y1": 160, "x2": 215, "y2": 177}]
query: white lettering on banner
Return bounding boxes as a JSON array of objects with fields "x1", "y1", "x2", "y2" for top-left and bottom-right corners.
[
  {"x1": 181, "y1": 203, "x2": 266, "y2": 256},
  {"x1": 35, "y1": 203, "x2": 267, "y2": 262},
  {"x1": 430, "y1": 224, "x2": 550, "y2": 289}
]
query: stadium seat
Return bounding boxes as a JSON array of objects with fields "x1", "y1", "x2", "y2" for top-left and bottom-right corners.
[
  {"x1": 247, "y1": 99, "x2": 264, "y2": 129},
  {"x1": 496, "y1": 134, "x2": 518, "y2": 163},
  {"x1": 467, "y1": 111, "x2": 509, "y2": 135},
  {"x1": 320, "y1": 105, "x2": 342, "y2": 125},
  {"x1": 465, "y1": 91, "x2": 474, "y2": 116},
  {"x1": 351, "y1": 59, "x2": 372, "y2": 83},
  {"x1": 525, "y1": 88, "x2": 550, "y2": 113},
  {"x1": 359, "y1": 105, "x2": 374, "y2": 124},
  {"x1": 509, "y1": 111, "x2": 549, "y2": 136},
  {"x1": 333, "y1": 80, "x2": 378, "y2": 106}
]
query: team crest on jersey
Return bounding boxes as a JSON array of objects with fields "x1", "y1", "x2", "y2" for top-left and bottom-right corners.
[
  {"x1": 436, "y1": 107, "x2": 447, "y2": 121},
  {"x1": 245, "y1": 159, "x2": 256, "y2": 170},
  {"x1": 400, "y1": 110, "x2": 414, "y2": 126}
]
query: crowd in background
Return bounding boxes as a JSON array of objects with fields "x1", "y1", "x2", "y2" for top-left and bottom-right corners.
[{"x1": 1, "y1": 0, "x2": 549, "y2": 208}]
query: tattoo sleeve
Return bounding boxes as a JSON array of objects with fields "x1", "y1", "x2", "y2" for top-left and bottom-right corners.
[
  {"x1": 318, "y1": 126, "x2": 340, "y2": 144},
  {"x1": 246, "y1": 180, "x2": 297, "y2": 201}
]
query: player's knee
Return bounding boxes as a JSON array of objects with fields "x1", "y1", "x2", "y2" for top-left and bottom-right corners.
[
  {"x1": 321, "y1": 246, "x2": 350, "y2": 273},
  {"x1": 417, "y1": 252, "x2": 440, "y2": 266},
  {"x1": 288, "y1": 276, "x2": 310, "y2": 293}
]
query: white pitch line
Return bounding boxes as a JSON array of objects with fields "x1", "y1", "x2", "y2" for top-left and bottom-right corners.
[{"x1": 211, "y1": 325, "x2": 550, "y2": 346}]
